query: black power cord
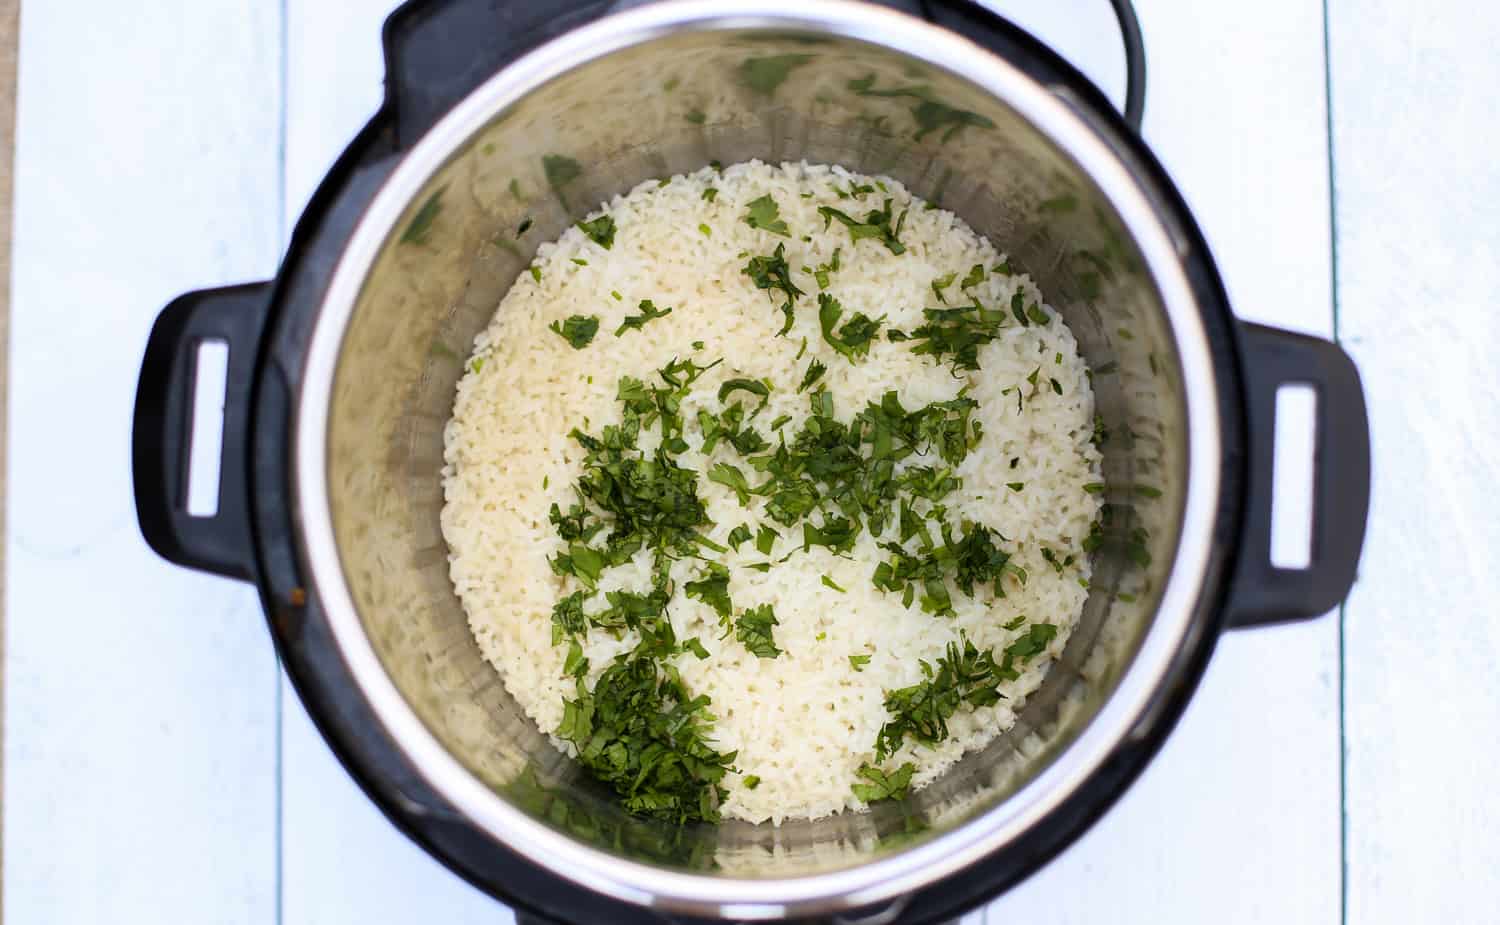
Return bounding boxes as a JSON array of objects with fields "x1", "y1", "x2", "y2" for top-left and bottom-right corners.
[{"x1": 1108, "y1": 0, "x2": 1147, "y2": 130}]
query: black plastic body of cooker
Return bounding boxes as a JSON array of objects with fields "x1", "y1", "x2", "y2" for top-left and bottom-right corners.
[{"x1": 130, "y1": 1, "x2": 1370, "y2": 922}]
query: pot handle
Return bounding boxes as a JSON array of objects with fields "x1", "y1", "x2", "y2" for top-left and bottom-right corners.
[
  {"x1": 1225, "y1": 323, "x2": 1371, "y2": 628},
  {"x1": 132, "y1": 282, "x2": 272, "y2": 582}
]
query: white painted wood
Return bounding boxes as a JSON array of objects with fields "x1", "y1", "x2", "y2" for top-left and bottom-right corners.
[
  {"x1": 1328, "y1": 2, "x2": 1500, "y2": 922},
  {"x1": 278, "y1": 2, "x2": 514, "y2": 921},
  {"x1": 3, "y1": 2, "x2": 282, "y2": 923},
  {"x1": 986, "y1": 2, "x2": 1342, "y2": 922}
]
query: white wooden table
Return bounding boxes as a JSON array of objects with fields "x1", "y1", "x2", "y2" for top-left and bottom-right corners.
[{"x1": 6, "y1": 1, "x2": 1494, "y2": 922}]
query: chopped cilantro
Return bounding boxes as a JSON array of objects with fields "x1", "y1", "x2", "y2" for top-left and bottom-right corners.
[
  {"x1": 743, "y1": 243, "x2": 806, "y2": 335},
  {"x1": 743, "y1": 775, "x2": 761, "y2": 790},
  {"x1": 873, "y1": 635, "x2": 1011, "y2": 760},
  {"x1": 683, "y1": 637, "x2": 711, "y2": 660},
  {"x1": 727, "y1": 524, "x2": 754, "y2": 550},
  {"x1": 797, "y1": 359, "x2": 828, "y2": 393},
  {"x1": 849, "y1": 653, "x2": 872, "y2": 671},
  {"x1": 818, "y1": 293, "x2": 883, "y2": 362},
  {"x1": 549, "y1": 315, "x2": 599, "y2": 349},
  {"x1": 614, "y1": 299, "x2": 673, "y2": 336},
  {"x1": 852, "y1": 761, "x2": 915, "y2": 802},
  {"x1": 817, "y1": 199, "x2": 908, "y2": 254},
  {"x1": 577, "y1": 214, "x2": 616, "y2": 249},
  {"x1": 813, "y1": 247, "x2": 842, "y2": 289},
  {"x1": 702, "y1": 187, "x2": 718, "y2": 202},
  {"x1": 698, "y1": 223, "x2": 712, "y2": 237},
  {"x1": 707, "y1": 463, "x2": 753, "y2": 505},
  {"x1": 930, "y1": 272, "x2": 957, "y2": 303},
  {"x1": 886, "y1": 302, "x2": 1008, "y2": 372},
  {"x1": 735, "y1": 604, "x2": 781, "y2": 658},
  {"x1": 685, "y1": 562, "x2": 733, "y2": 618},
  {"x1": 558, "y1": 651, "x2": 736, "y2": 823},
  {"x1": 755, "y1": 525, "x2": 777, "y2": 556},
  {"x1": 743, "y1": 195, "x2": 790, "y2": 236},
  {"x1": 822, "y1": 575, "x2": 847, "y2": 593}
]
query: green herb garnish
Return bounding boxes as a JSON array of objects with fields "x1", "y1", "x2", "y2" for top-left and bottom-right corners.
[
  {"x1": 743, "y1": 195, "x2": 790, "y2": 236},
  {"x1": 550, "y1": 315, "x2": 600, "y2": 349},
  {"x1": 735, "y1": 604, "x2": 781, "y2": 658},
  {"x1": 873, "y1": 635, "x2": 1009, "y2": 760},
  {"x1": 577, "y1": 214, "x2": 616, "y2": 249},
  {"x1": 852, "y1": 761, "x2": 915, "y2": 802},
  {"x1": 797, "y1": 359, "x2": 828, "y2": 393},
  {"x1": 754, "y1": 525, "x2": 777, "y2": 555},
  {"x1": 818, "y1": 293, "x2": 883, "y2": 362},
  {"x1": 813, "y1": 247, "x2": 842, "y2": 289},
  {"x1": 930, "y1": 272, "x2": 957, "y2": 303},
  {"x1": 559, "y1": 652, "x2": 736, "y2": 823},
  {"x1": 743, "y1": 243, "x2": 806, "y2": 335},
  {"x1": 685, "y1": 562, "x2": 733, "y2": 618},
  {"x1": 849, "y1": 653, "x2": 872, "y2": 671},
  {"x1": 817, "y1": 199, "x2": 908, "y2": 254},
  {"x1": 614, "y1": 299, "x2": 673, "y2": 336}
]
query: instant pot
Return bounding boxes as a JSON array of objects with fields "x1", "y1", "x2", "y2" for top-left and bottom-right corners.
[{"x1": 132, "y1": 1, "x2": 1371, "y2": 922}]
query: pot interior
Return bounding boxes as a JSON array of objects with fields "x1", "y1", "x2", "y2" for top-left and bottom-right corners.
[{"x1": 319, "y1": 11, "x2": 1190, "y2": 882}]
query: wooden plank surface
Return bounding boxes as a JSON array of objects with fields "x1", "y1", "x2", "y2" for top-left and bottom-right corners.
[
  {"x1": 1328, "y1": 2, "x2": 1500, "y2": 922},
  {"x1": 983, "y1": 2, "x2": 1341, "y2": 921},
  {"x1": 3, "y1": 2, "x2": 283, "y2": 922}
]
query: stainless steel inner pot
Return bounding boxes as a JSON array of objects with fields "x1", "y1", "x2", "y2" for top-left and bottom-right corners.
[{"x1": 293, "y1": 0, "x2": 1222, "y2": 917}]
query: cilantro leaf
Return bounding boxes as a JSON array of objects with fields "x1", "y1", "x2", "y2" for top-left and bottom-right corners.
[
  {"x1": 735, "y1": 604, "x2": 781, "y2": 658},
  {"x1": 685, "y1": 562, "x2": 733, "y2": 618},
  {"x1": 873, "y1": 635, "x2": 1006, "y2": 760},
  {"x1": 754, "y1": 525, "x2": 778, "y2": 555},
  {"x1": 550, "y1": 315, "x2": 599, "y2": 349},
  {"x1": 797, "y1": 359, "x2": 828, "y2": 393},
  {"x1": 743, "y1": 243, "x2": 806, "y2": 335},
  {"x1": 743, "y1": 195, "x2": 790, "y2": 236},
  {"x1": 559, "y1": 652, "x2": 735, "y2": 824},
  {"x1": 851, "y1": 761, "x2": 915, "y2": 802},
  {"x1": 614, "y1": 299, "x2": 672, "y2": 336},
  {"x1": 818, "y1": 292, "x2": 883, "y2": 362},
  {"x1": 577, "y1": 214, "x2": 616, "y2": 249},
  {"x1": 707, "y1": 463, "x2": 753, "y2": 505},
  {"x1": 817, "y1": 199, "x2": 908, "y2": 254}
]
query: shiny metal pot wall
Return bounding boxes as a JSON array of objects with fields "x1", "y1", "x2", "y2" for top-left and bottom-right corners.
[{"x1": 133, "y1": 1, "x2": 1369, "y2": 921}]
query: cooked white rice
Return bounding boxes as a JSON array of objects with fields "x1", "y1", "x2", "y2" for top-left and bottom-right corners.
[{"x1": 442, "y1": 160, "x2": 1102, "y2": 824}]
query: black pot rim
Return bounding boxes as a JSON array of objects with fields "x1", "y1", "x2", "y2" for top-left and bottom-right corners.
[{"x1": 236, "y1": 1, "x2": 1248, "y2": 922}]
